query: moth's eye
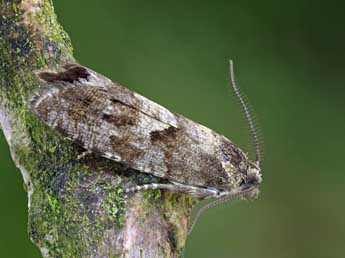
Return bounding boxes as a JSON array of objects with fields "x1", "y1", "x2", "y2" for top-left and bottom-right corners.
[{"x1": 245, "y1": 175, "x2": 260, "y2": 186}]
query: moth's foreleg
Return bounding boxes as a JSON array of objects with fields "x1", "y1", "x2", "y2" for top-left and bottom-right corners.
[
  {"x1": 77, "y1": 150, "x2": 92, "y2": 160},
  {"x1": 125, "y1": 183, "x2": 220, "y2": 199},
  {"x1": 188, "y1": 186, "x2": 259, "y2": 234}
]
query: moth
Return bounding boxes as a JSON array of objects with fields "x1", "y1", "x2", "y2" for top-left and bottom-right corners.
[{"x1": 30, "y1": 61, "x2": 262, "y2": 233}]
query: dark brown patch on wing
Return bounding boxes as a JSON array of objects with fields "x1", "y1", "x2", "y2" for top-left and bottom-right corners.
[
  {"x1": 102, "y1": 113, "x2": 136, "y2": 127},
  {"x1": 220, "y1": 140, "x2": 245, "y2": 166},
  {"x1": 197, "y1": 152, "x2": 229, "y2": 186},
  {"x1": 62, "y1": 87, "x2": 103, "y2": 125},
  {"x1": 110, "y1": 98, "x2": 121, "y2": 104},
  {"x1": 150, "y1": 126, "x2": 180, "y2": 144},
  {"x1": 101, "y1": 99, "x2": 139, "y2": 127},
  {"x1": 109, "y1": 135, "x2": 142, "y2": 163},
  {"x1": 38, "y1": 65, "x2": 89, "y2": 83},
  {"x1": 77, "y1": 95, "x2": 93, "y2": 106},
  {"x1": 150, "y1": 126, "x2": 180, "y2": 170},
  {"x1": 150, "y1": 126, "x2": 228, "y2": 187}
]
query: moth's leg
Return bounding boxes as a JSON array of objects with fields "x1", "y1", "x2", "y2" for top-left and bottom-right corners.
[
  {"x1": 188, "y1": 186, "x2": 258, "y2": 234},
  {"x1": 125, "y1": 182, "x2": 220, "y2": 199},
  {"x1": 77, "y1": 149, "x2": 92, "y2": 160}
]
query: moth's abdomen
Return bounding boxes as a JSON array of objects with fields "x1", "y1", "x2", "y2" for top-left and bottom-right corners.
[{"x1": 31, "y1": 65, "x2": 246, "y2": 188}]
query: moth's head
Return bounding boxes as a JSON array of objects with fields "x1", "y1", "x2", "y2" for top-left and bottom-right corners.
[
  {"x1": 241, "y1": 160, "x2": 262, "y2": 189},
  {"x1": 218, "y1": 139, "x2": 262, "y2": 197},
  {"x1": 224, "y1": 160, "x2": 261, "y2": 189},
  {"x1": 219, "y1": 159, "x2": 261, "y2": 200}
]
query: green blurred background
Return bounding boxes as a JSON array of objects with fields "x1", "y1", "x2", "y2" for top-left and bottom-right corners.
[{"x1": 1, "y1": 0, "x2": 345, "y2": 257}]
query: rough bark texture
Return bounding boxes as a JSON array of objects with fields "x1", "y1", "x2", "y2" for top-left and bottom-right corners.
[{"x1": 0, "y1": 1, "x2": 194, "y2": 257}]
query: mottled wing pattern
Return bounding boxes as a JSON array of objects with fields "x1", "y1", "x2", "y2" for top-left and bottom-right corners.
[{"x1": 30, "y1": 65, "x2": 247, "y2": 188}]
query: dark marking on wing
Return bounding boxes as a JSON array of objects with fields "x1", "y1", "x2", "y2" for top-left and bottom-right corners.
[
  {"x1": 110, "y1": 98, "x2": 121, "y2": 104},
  {"x1": 220, "y1": 140, "x2": 245, "y2": 167},
  {"x1": 38, "y1": 66, "x2": 89, "y2": 83},
  {"x1": 150, "y1": 126, "x2": 181, "y2": 166},
  {"x1": 102, "y1": 113, "x2": 136, "y2": 127},
  {"x1": 105, "y1": 99, "x2": 138, "y2": 127},
  {"x1": 150, "y1": 126, "x2": 180, "y2": 144},
  {"x1": 149, "y1": 126, "x2": 228, "y2": 186},
  {"x1": 77, "y1": 95, "x2": 93, "y2": 106},
  {"x1": 110, "y1": 135, "x2": 142, "y2": 162}
]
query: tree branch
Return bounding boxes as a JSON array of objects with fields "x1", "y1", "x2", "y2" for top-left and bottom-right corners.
[{"x1": 0, "y1": 1, "x2": 193, "y2": 257}]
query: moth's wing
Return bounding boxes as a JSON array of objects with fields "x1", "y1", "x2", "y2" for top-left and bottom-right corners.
[
  {"x1": 30, "y1": 65, "x2": 244, "y2": 187},
  {"x1": 31, "y1": 83, "x2": 184, "y2": 177}
]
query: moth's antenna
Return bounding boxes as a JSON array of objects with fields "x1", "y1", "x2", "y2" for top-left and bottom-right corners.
[
  {"x1": 229, "y1": 60, "x2": 261, "y2": 165},
  {"x1": 188, "y1": 189, "x2": 253, "y2": 234}
]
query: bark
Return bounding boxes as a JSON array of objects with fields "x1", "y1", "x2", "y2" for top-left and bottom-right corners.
[{"x1": 0, "y1": 1, "x2": 194, "y2": 257}]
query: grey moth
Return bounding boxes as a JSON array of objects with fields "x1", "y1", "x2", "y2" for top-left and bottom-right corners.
[{"x1": 30, "y1": 61, "x2": 262, "y2": 233}]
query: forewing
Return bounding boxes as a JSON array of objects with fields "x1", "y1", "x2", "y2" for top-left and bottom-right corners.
[{"x1": 30, "y1": 65, "x2": 245, "y2": 188}]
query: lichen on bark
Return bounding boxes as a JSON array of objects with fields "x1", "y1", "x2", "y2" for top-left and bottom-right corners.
[{"x1": 0, "y1": 1, "x2": 194, "y2": 257}]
